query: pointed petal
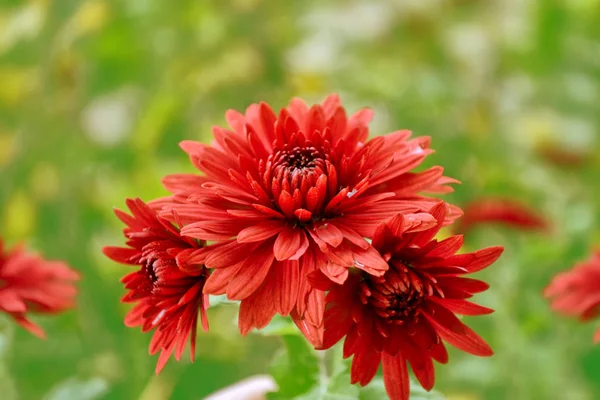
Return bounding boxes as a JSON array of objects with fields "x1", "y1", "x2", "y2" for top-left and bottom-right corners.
[
  {"x1": 382, "y1": 353, "x2": 410, "y2": 400},
  {"x1": 423, "y1": 302, "x2": 493, "y2": 357},
  {"x1": 273, "y1": 226, "x2": 304, "y2": 261},
  {"x1": 237, "y1": 220, "x2": 286, "y2": 243},
  {"x1": 226, "y1": 244, "x2": 275, "y2": 300}
]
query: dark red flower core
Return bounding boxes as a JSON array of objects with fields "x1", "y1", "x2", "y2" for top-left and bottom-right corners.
[
  {"x1": 261, "y1": 137, "x2": 335, "y2": 223},
  {"x1": 360, "y1": 263, "x2": 441, "y2": 324}
]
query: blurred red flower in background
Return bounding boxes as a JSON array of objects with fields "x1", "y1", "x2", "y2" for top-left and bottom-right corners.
[
  {"x1": 544, "y1": 251, "x2": 600, "y2": 343},
  {"x1": 457, "y1": 197, "x2": 549, "y2": 234},
  {"x1": 316, "y1": 203, "x2": 503, "y2": 400},
  {"x1": 0, "y1": 239, "x2": 79, "y2": 338},
  {"x1": 103, "y1": 198, "x2": 210, "y2": 374},
  {"x1": 158, "y1": 94, "x2": 460, "y2": 343}
]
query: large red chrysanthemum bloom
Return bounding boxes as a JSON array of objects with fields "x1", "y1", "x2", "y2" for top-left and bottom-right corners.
[
  {"x1": 544, "y1": 251, "x2": 600, "y2": 343},
  {"x1": 315, "y1": 203, "x2": 502, "y2": 400},
  {"x1": 159, "y1": 95, "x2": 460, "y2": 342},
  {"x1": 0, "y1": 239, "x2": 79, "y2": 338},
  {"x1": 103, "y1": 198, "x2": 210, "y2": 374}
]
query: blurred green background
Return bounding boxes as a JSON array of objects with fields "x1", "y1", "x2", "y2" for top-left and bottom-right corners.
[{"x1": 1, "y1": 0, "x2": 600, "y2": 399}]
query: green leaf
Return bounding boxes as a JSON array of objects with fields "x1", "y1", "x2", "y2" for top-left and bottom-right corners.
[{"x1": 267, "y1": 335, "x2": 320, "y2": 399}]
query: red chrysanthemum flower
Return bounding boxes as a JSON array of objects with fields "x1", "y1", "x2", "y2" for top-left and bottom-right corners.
[
  {"x1": 159, "y1": 95, "x2": 460, "y2": 342},
  {"x1": 103, "y1": 198, "x2": 210, "y2": 374},
  {"x1": 457, "y1": 197, "x2": 549, "y2": 234},
  {"x1": 0, "y1": 239, "x2": 79, "y2": 338},
  {"x1": 544, "y1": 251, "x2": 600, "y2": 343},
  {"x1": 315, "y1": 203, "x2": 503, "y2": 400}
]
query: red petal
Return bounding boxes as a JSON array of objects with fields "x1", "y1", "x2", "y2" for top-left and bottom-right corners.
[
  {"x1": 273, "y1": 260, "x2": 300, "y2": 315},
  {"x1": 427, "y1": 235, "x2": 464, "y2": 258},
  {"x1": 305, "y1": 289, "x2": 325, "y2": 328},
  {"x1": 448, "y1": 246, "x2": 504, "y2": 273},
  {"x1": 204, "y1": 241, "x2": 258, "y2": 268},
  {"x1": 102, "y1": 247, "x2": 140, "y2": 264},
  {"x1": 273, "y1": 226, "x2": 303, "y2": 260},
  {"x1": 437, "y1": 277, "x2": 490, "y2": 297},
  {"x1": 289, "y1": 230, "x2": 310, "y2": 261},
  {"x1": 314, "y1": 222, "x2": 344, "y2": 248},
  {"x1": 423, "y1": 302, "x2": 493, "y2": 357},
  {"x1": 352, "y1": 246, "x2": 389, "y2": 276},
  {"x1": 0, "y1": 291, "x2": 27, "y2": 313},
  {"x1": 430, "y1": 342, "x2": 448, "y2": 364},
  {"x1": 334, "y1": 222, "x2": 369, "y2": 249},
  {"x1": 237, "y1": 220, "x2": 286, "y2": 243},
  {"x1": 381, "y1": 353, "x2": 410, "y2": 400},
  {"x1": 278, "y1": 190, "x2": 295, "y2": 219},
  {"x1": 351, "y1": 343, "x2": 380, "y2": 386},
  {"x1": 226, "y1": 244, "x2": 275, "y2": 300},
  {"x1": 238, "y1": 283, "x2": 276, "y2": 335},
  {"x1": 292, "y1": 312, "x2": 324, "y2": 348},
  {"x1": 431, "y1": 297, "x2": 494, "y2": 315},
  {"x1": 408, "y1": 354, "x2": 435, "y2": 392},
  {"x1": 306, "y1": 270, "x2": 334, "y2": 291},
  {"x1": 14, "y1": 315, "x2": 46, "y2": 339}
]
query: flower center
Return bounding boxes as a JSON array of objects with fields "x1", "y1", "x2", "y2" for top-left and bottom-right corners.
[
  {"x1": 257, "y1": 141, "x2": 341, "y2": 223},
  {"x1": 359, "y1": 260, "x2": 441, "y2": 324},
  {"x1": 272, "y1": 146, "x2": 326, "y2": 173},
  {"x1": 144, "y1": 262, "x2": 159, "y2": 283}
]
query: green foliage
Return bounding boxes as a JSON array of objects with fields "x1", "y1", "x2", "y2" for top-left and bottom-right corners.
[{"x1": 268, "y1": 335, "x2": 320, "y2": 399}]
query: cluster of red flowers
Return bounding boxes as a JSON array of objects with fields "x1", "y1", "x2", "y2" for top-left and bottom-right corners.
[
  {"x1": 103, "y1": 95, "x2": 505, "y2": 398},
  {"x1": 3, "y1": 94, "x2": 596, "y2": 399}
]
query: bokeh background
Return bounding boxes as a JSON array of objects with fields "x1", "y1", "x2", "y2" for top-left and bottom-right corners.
[{"x1": 1, "y1": 0, "x2": 600, "y2": 399}]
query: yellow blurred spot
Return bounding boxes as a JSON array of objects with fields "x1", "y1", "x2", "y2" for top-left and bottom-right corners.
[
  {"x1": 71, "y1": 1, "x2": 109, "y2": 35},
  {"x1": 435, "y1": 226, "x2": 453, "y2": 242},
  {"x1": 231, "y1": 0, "x2": 263, "y2": 11},
  {"x1": 0, "y1": 133, "x2": 16, "y2": 167},
  {"x1": 0, "y1": 67, "x2": 38, "y2": 106},
  {"x1": 515, "y1": 111, "x2": 557, "y2": 148},
  {"x1": 465, "y1": 104, "x2": 490, "y2": 139},
  {"x1": 57, "y1": 0, "x2": 109, "y2": 46},
  {"x1": 29, "y1": 163, "x2": 60, "y2": 200},
  {"x1": 2, "y1": 191, "x2": 36, "y2": 240},
  {"x1": 566, "y1": 0, "x2": 600, "y2": 13},
  {"x1": 289, "y1": 73, "x2": 326, "y2": 95},
  {"x1": 187, "y1": 45, "x2": 263, "y2": 95}
]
